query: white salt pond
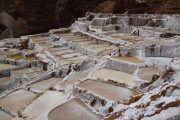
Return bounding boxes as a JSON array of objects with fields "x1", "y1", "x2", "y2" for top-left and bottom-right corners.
[
  {"x1": 29, "y1": 78, "x2": 62, "y2": 92},
  {"x1": 22, "y1": 91, "x2": 70, "y2": 120},
  {"x1": 0, "y1": 110, "x2": 13, "y2": 120},
  {"x1": 173, "y1": 71, "x2": 180, "y2": 84},
  {"x1": 92, "y1": 68, "x2": 133, "y2": 83},
  {"x1": 137, "y1": 67, "x2": 160, "y2": 81},
  {"x1": 0, "y1": 63, "x2": 16, "y2": 71},
  {"x1": 0, "y1": 90, "x2": 36, "y2": 114},
  {"x1": 48, "y1": 98, "x2": 102, "y2": 120},
  {"x1": 0, "y1": 77, "x2": 11, "y2": 86},
  {"x1": 79, "y1": 80, "x2": 139, "y2": 102},
  {"x1": 111, "y1": 56, "x2": 144, "y2": 64}
]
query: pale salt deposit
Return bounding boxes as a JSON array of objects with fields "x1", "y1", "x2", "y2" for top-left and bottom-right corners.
[{"x1": 92, "y1": 68, "x2": 133, "y2": 83}]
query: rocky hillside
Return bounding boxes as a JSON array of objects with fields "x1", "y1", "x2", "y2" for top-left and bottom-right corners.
[{"x1": 0, "y1": 0, "x2": 179, "y2": 39}]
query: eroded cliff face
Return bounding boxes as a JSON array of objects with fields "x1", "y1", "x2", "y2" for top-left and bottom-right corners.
[{"x1": 0, "y1": 0, "x2": 179, "y2": 39}]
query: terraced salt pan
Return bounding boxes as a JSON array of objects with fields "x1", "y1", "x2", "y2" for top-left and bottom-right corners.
[
  {"x1": 0, "y1": 90, "x2": 36, "y2": 114},
  {"x1": 22, "y1": 49, "x2": 34, "y2": 54},
  {"x1": 0, "y1": 77, "x2": 11, "y2": 86},
  {"x1": 62, "y1": 35, "x2": 89, "y2": 42},
  {"x1": 37, "y1": 43, "x2": 51, "y2": 49},
  {"x1": 95, "y1": 45, "x2": 115, "y2": 52},
  {"x1": 10, "y1": 55, "x2": 34, "y2": 61},
  {"x1": 85, "y1": 45, "x2": 116, "y2": 55},
  {"x1": 61, "y1": 34, "x2": 116, "y2": 51},
  {"x1": 4, "y1": 49, "x2": 20, "y2": 56},
  {"x1": 110, "y1": 33, "x2": 142, "y2": 44},
  {"x1": 61, "y1": 53, "x2": 82, "y2": 59},
  {"x1": 60, "y1": 56, "x2": 87, "y2": 65},
  {"x1": 138, "y1": 26, "x2": 180, "y2": 35},
  {"x1": 48, "y1": 47, "x2": 68, "y2": 52},
  {"x1": 37, "y1": 42, "x2": 48, "y2": 45},
  {"x1": 71, "y1": 39, "x2": 90, "y2": 43},
  {"x1": 55, "y1": 33, "x2": 73, "y2": 37},
  {"x1": 26, "y1": 70, "x2": 46, "y2": 80},
  {"x1": 52, "y1": 49, "x2": 75, "y2": 56},
  {"x1": 0, "y1": 64, "x2": 16, "y2": 71},
  {"x1": 63, "y1": 72, "x2": 87, "y2": 85},
  {"x1": 63, "y1": 37, "x2": 88, "y2": 41},
  {"x1": 66, "y1": 35, "x2": 86, "y2": 38},
  {"x1": 84, "y1": 43, "x2": 108, "y2": 49},
  {"x1": 75, "y1": 41, "x2": 95, "y2": 45},
  {"x1": 0, "y1": 110, "x2": 13, "y2": 120},
  {"x1": 62, "y1": 35, "x2": 81, "y2": 39},
  {"x1": 62, "y1": 37, "x2": 82, "y2": 41},
  {"x1": 29, "y1": 78, "x2": 62, "y2": 92},
  {"x1": 137, "y1": 67, "x2": 160, "y2": 81},
  {"x1": 31, "y1": 37, "x2": 49, "y2": 42},
  {"x1": 101, "y1": 50, "x2": 115, "y2": 56},
  {"x1": 60, "y1": 35, "x2": 117, "y2": 56},
  {"x1": 92, "y1": 68, "x2": 133, "y2": 83},
  {"x1": 60, "y1": 34, "x2": 72, "y2": 37},
  {"x1": 139, "y1": 39, "x2": 171, "y2": 46},
  {"x1": 48, "y1": 98, "x2": 102, "y2": 120},
  {"x1": 112, "y1": 56, "x2": 144, "y2": 64},
  {"x1": 60, "y1": 36, "x2": 77, "y2": 40},
  {"x1": 173, "y1": 71, "x2": 180, "y2": 84},
  {"x1": 35, "y1": 39, "x2": 48, "y2": 43},
  {"x1": 22, "y1": 91, "x2": 69, "y2": 120},
  {"x1": 79, "y1": 80, "x2": 139, "y2": 102},
  {"x1": 56, "y1": 71, "x2": 88, "y2": 90},
  {"x1": 66, "y1": 55, "x2": 87, "y2": 60},
  {"x1": 12, "y1": 67, "x2": 40, "y2": 77},
  {"x1": 98, "y1": 49, "x2": 115, "y2": 56}
]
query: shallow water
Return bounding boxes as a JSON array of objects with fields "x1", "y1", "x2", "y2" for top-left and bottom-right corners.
[
  {"x1": 137, "y1": 67, "x2": 160, "y2": 81},
  {"x1": 79, "y1": 80, "x2": 138, "y2": 101},
  {"x1": 92, "y1": 68, "x2": 133, "y2": 83},
  {"x1": 48, "y1": 98, "x2": 102, "y2": 120}
]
